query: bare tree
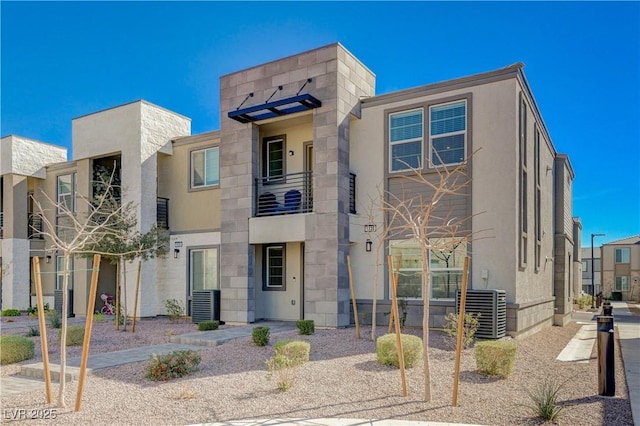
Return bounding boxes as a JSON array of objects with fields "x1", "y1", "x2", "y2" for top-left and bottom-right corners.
[
  {"x1": 31, "y1": 173, "x2": 134, "y2": 408},
  {"x1": 379, "y1": 151, "x2": 487, "y2": 402}
]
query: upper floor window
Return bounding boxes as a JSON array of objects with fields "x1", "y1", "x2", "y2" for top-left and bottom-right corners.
[
  {"x1": 57, "y1": 173, "x2": 76, "y2": 213},
  {"x1": 615, "y1": 248, "x2": 630, "y2": 263},
  {"x1": 191, "y1": 147, "x2": 219, "y2": 188},
  {"x1": 389, "y1": 109, "x2": 423, "y2": 172},
  {"x1": 429, "y1": 100, "x2": 466, "y2": 166},
  {"x1": 264, "y1": 137, "x2": 285, "y2": 181}
]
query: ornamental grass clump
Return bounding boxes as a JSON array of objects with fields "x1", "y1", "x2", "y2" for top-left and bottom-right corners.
[
  {"x1": 58, "y1": 325, "x2": 85, "y2": 346},
  {"x1": 376, "y1": 333, "x2": 423, "y2": 368},
  {"x1": 523, "y1": 377, "x2": 565, "y2": 421},
  {"x1": 475, "y1": 340, "x2": 517, "y2": 378},
  {"x1": 0, "y1": 335, "x2": 35, "y2": 365}
]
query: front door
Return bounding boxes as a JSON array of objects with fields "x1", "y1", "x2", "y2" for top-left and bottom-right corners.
[{"x1": 261, "y1": 242, "x2": 301, "y2": 321}]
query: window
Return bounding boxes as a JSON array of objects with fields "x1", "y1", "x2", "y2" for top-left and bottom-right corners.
[
  {"x1": 389, "y1": 238, "x2": 467, "y2": 300},
  {"x1": 57, "y1": 173, "x2": 76, "y2": 213},
  {"x1": 518, "y1": 94, "x2": 528, "y2": 268},
  {"x1": 264, "y1": 245, "x2": 285, "y2": 290},
  {"x1": 581, "y1": 261, "x2": 588, "y2": 273},
  {"x1": 615, "y1": 276, "x2": 630, "y2": 291},
  {"x1": 534, "y1": 125, "x2": 542, "y2": 270},
  {"x1": 56, "y1": 256, "x2": 73, "y2": 291},
  {"x1": 430, "y1": 239, "x2": 466, "y2": 299},
  {"x1": 191, "y1": 147, "x2": 219, "y2": 188},
  {"x1": 264, "y1": 137, "x2": 285, "y2": 181},
  {"x1": 615, "y1": 248, "x2": 630, "y2": 263},
  {"x1": 190, "y1": 248, "x2": 219, "y2": 291},
  {"x1": 429, "y1": 101, "x2": 466, "y2": 166},
  {"x1": 390, "y1": 239, "x2": 423, "y2": 298},
  {"x1": 390, "y1": 109, "x2": 423, "y2": 172}
]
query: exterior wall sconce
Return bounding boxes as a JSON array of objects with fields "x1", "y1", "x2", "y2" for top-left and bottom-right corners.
[
  {"x1": 174, "y1": 248, "x2": 180, "y2": 259},
  {"x1": 45, "y1": 255, "x2": 51, "y2": 264},
  {"x1": 288, "y1": 150, "x2": 294, "y2": 156},
  {"x1": 365, "y1": 239, "x2": 372, "y2": 252}
]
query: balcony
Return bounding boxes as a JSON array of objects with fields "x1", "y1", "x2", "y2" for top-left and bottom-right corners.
[
  {"x1": 255, "y1": 172, "x2": 312, "y2": 217},
  {"x1": 0, "y1": 212, "x2": 3, "y2": 239},
  {"x1": 157, "y1": 197, "x2": 169, "y2": 229}
]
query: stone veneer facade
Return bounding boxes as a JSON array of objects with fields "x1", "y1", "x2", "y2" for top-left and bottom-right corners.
[{"x1": 219, "y1": 44, "x2": 375, "y2": 326}]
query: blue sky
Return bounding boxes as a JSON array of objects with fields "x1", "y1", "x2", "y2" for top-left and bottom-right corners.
[{"x1": 2, "y1": 1, "x2": 639, "y2": 246}]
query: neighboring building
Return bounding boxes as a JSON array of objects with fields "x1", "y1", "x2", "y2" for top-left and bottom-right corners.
[
  {"x1": 581, "y1": 246, "x2": 602, "y2": 297},
  {"x1": 0, "y1": 43, "x2": 579, "y2": 337},
  {"x1": 601, "y1": 235, "x2": 640, "y2": 301}
]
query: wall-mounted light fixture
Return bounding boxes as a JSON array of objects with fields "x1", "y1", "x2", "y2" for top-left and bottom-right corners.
[
  {"x1": 174, "y1": 248, "x2": 180, "y2": 259},
  {"x1": 365, "y1": 239, "x2": 372, "y2": 252},
  {"x1": 45, "y1": 248, "x2": 54, "y2": 264},
  {"x1": 288, "y1": 150, "x2": 294, "y2": 156},
  {"x1": 45, "y1": 255, "x2": 52, "y2": 264}
]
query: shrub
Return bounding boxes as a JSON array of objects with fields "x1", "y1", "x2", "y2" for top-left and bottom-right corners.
[
  {"x1": 2, "y1": 309, "x2": 21, "y2": 317},
  {"x1": 296, "y1": 319, "x2": 315, "y2": 335},
  {"x1": 266, "y1": 340, "x2": 310, "y2": 391},
  {"x1": 274, "y1": 340, "x2": 311, "y2": 366},
  {"x1": 47, "y1": 310, "x2": 62, "y2": 329},
  {"x1": 575, "y1": 294, "x2": 592, "y2": 310},
  {"x1": 197, "y1": 320, "x2": 219, "y2": 331},
  {"x1": 164, "y1": 299, "x2": 185, "y2": 322},
  {"x1": 58, "y1": 325, "x2": 85, "y2": 346},
  {"x1": 443, "y1": 312, "x2": 480, "y2": 349},
  {"x1": 0, "y1": 335, "x2": 35, "y2": 365},
  {"x1": 252, "y1": 326, "x2": 270, "y2": 346},
  {"x1": 27, "y1": 303, "x2": 51, "y2": 317},
  {"x1": 145, "y1": 350, "x2": 201, "y2": 381},
  {"x1": 475, "y1": 340, "x2": 518, "y2": 378},
  {"x1": 524, "y1": 377, "x2": 564, "y2": 421},
  {"x1": 376, "y1": 333, "x2": 423, "y2": 368},
  {"x1": 25, "y1": 326, "x2": 40, "y2": 337},
  {"x1": 93, "y1": 312, "x2": 107, "y2": 323}
]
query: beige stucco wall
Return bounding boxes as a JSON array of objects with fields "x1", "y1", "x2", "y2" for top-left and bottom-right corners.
[
  {"x1": 602, "y1": 241, "x2": 640, "y2": 300},
  {"x1": 1, "y1": 136, "x2": 67, "y2": 178}
]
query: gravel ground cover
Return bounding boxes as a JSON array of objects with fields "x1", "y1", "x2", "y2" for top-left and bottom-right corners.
[{"x1": 0, "y1": 315, "x2": 634, "y2": 425}]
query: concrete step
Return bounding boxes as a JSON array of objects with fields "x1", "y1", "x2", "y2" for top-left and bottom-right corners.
[
  {"x1": 20, "y1": 363, "x2": 86, "y2": 382},
  {"x1": 0, "y1": 375, "x2": 49, "y2": 397}
]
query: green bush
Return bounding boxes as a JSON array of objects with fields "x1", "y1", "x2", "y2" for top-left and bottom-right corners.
[
  {"x1": 475, "y1": 340, "x2": 518, "y2": 378},
  {"x1": 2, "y1": 309, "x2": 21, "y2": 317},
  {"x1": 443, "y1": 312, "x2": 480, "y2": 349},
  {"x1": 0, "y1": 335, "x2": 35, "y2": 365},
  {"x1": 145, "y1": 350, "x2": 201, "y2": 381},
  {"x1": 296, "y1": 319, "x2": 315, "y2": 335},
  {"x1": 274, "y1": 340, "x2": 311, "y2": 366},
  {"x1": 376, "y1": 333, "x2": 423, "y2": 368},
  {"x1": 93, "y1": 312, "x2": 107, "y2": 323},
  {"x1": 47, "y1": 310, "x2": 62, "y2": 329},
  {"x1": 524, "y1": 377, "x2": 564, "y2": 421},
  {"x1": 164, "y1": 299, "x2": 185, "y2": 322},
  {"x1": 575, "y1": 294, "x2": 592, "y2": 309},
  {"x1": 58, "y1": 325, "x2": 85, "y2": 346},
  {"x1": 27, "y1": 303, "x2": 51, "y2": 317},
  {"x1": 197, "y1": 320, "x2": 219, "y2": 331},
  {"x1": 252, "y1": 326, "x2": 270, "y2": 346}
]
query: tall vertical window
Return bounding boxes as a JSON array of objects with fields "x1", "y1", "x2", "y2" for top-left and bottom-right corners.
[
  {"x1": 390, "y1": 239, "x2": 423, "y2": 298},
  {"x1": 264, "y1": 137, "x2": 285, "y2": 181},
  {"x1": 615, "y1": 248, "x2": 630, "y2": 263},
  {"x1": 534, "y1": 125, "x2": 542, "y2": 270},
  {"x1": 56, "y1": 256, "x2": 73, "y2": 291},
  {"x1": 264, "y1": 245, "x2": 285, "y2": 290},
  {"x1": 57, "y1": 173, "x2": 76, "y2": 213},
  {"x1": 191, "y1": 147, "x2": 219, "y2": 188},
  {"x1": 519, "y1": 93, "x2": 528, "y2": 268},
  {"x1": 190, "y1": 248, "x2": 219, "y2": 291},
  {"x1": 429, "y1": 100, "x2": 466, "y2": 166},
  {"x1": 389, "y1": 109, "x2": 423, "y2": 172},
  {"x1": 615, "y1": 276, "x2": 630, "y2": 291}
]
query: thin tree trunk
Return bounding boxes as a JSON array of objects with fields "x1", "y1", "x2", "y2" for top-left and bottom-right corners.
[
  {"x1": 422, "y1": 247, "x2": 431, "y2": 402},
  {"x1": 58, "y1": 253, "x2": 70, "y2": 408},
  {"x1": 121, "y1": 258, "x2": 128, "y2": 331}
]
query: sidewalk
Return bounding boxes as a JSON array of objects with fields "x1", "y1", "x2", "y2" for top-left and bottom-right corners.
[{"x1": 610, "y1": 301, "x2": 640, "y2": 426}]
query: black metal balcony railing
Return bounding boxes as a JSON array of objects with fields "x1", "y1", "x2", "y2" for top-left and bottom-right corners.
[
  {"x1": 28, "y1": 213, "x2": 44, "y2": 239},
  {"x1": 157, "y1": 197, "x2": 169, "y2": 229},
  {"x1": 255, "y1": 172, "x2": 312, "y2": 217},
  {"x1": 349, "y1": 173, "x2": 356, "y2": 214},
  {"x1": 0, "y1": 212, "x2": 3, "y2": 239}
]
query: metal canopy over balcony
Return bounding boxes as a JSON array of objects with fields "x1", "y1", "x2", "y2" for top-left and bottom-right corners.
[{"x1": 228, "y1": 93, "x2": 322, "y2": 124}]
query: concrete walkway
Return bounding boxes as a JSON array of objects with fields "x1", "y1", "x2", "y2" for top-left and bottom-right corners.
[{"x1": 611, "y1": 301, "x2": 640, "y2": 426}]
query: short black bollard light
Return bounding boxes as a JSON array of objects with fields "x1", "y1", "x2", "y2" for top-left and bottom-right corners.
[{"x1": 597, "y1": 315, "x2": 615, "y2": 396}]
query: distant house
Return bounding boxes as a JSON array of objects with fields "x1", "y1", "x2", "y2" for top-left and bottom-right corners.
[
  {"x1": 0, "y1": 43, "x2": 580, "y2": 337},
  {"x1": 581, "y1": 246, "x2": 602, "y2": 296},
  {"x1": 600, "y1": 235, "x2": 640, "y2": 301}
]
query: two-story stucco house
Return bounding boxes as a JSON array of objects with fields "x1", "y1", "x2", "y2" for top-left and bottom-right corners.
[{"x1": 0, "y1": 43, "x2": 580, "y2": 337}]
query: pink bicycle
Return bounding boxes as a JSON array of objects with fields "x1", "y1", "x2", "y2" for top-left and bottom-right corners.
[{"x1": 100, "y1": 293, "x2": 115, "y2": 315}]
